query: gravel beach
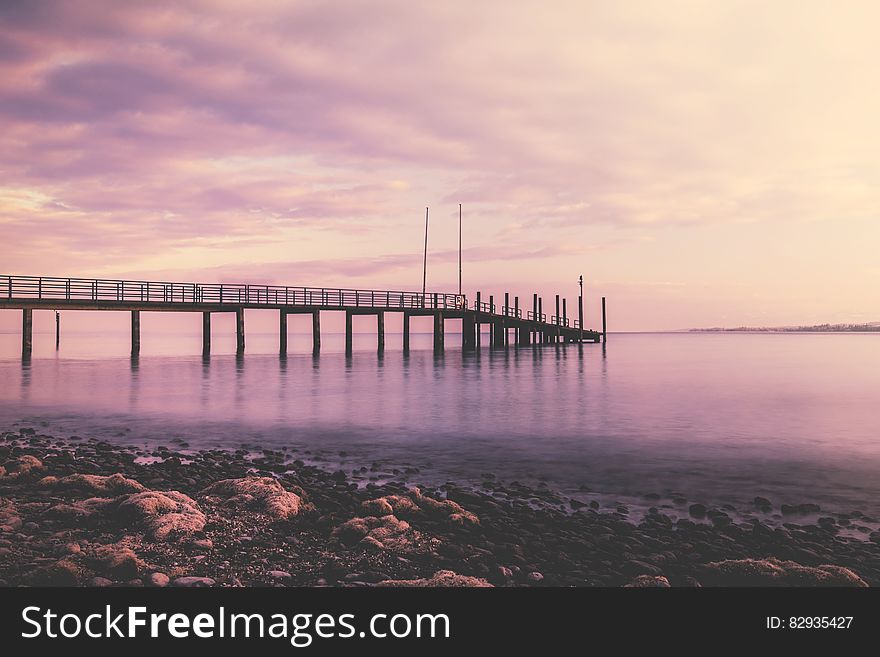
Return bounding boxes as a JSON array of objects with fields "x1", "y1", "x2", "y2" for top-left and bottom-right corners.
[{"x1": 1, "y1": 427, "x2": 878, "y2": 587}]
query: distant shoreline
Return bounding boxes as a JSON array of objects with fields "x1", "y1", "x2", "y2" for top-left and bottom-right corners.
[{"x1": 689, "y1": 325, "x2": 880, "y2": 334}]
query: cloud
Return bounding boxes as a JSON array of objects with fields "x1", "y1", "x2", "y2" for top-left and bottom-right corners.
[{"x1": 1, "y1": 1, "x2": 879, "y2": 327}]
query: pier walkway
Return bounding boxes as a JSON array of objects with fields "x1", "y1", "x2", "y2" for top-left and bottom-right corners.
[{"x1": 1, "y1": 274, "x2": 605, "y2": 357}]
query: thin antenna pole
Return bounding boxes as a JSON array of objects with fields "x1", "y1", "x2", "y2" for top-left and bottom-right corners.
[
  {"x1": 458, "y1": 203, "x2": 462, "y2": 296},
  {"x1": 422, "y1": 206, "x2": 429, "y2": 306}
]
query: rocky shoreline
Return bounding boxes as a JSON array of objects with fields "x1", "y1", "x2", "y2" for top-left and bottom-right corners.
[{"x1": 1, "y1": 427, "x2": 879, "y2": 587}]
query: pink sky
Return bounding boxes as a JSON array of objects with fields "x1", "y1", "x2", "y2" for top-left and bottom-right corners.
[{"x1": 2, "y1": 1, "x2": 879, "y2": 331}]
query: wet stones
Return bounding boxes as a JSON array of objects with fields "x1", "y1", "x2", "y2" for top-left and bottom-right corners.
[
  {"x1": 0, "y1": 497, "x2": 21, "y2": 533},
  {"x1": 781, "y1": 503, "x2": 822, "y2": 515},
  {"x1": 0, "y1": 455, "x2": 44, "y2": 481},
  {"x1": 753, "y1": 497, "x2": 772, "y2": 511}
]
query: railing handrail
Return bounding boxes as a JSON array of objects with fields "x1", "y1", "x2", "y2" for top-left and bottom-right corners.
[
  {"x1": 0, "y1": 273, "x2": 465, "y2": 310},
  {"x1": 1, "y1": 274, "x2": 585, "y2": 329},
  {"x1": 0, "y1": 274, "x2": 456, "y2": 298}
]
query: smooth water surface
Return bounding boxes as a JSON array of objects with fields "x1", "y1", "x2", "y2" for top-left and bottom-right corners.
[{"x1": 2, "y1": 328, "x2": 879, "y2": 516}]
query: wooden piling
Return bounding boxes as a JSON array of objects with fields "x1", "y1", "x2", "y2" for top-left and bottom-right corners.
[
  {"x1": 22, "y1": 308, "x2": 32, "y2": 357},
  {"x1": 345, "y1": 310, "x2": 353, "y2": 354},
  {"x1": 555, "y1": 295, "x2": 561, "y2": 342},
  {"x1": 563, "y1": 298, "x2": 567, "y2": 327},
  {"x1": 402, "y1": 311, "x2": 411, "y2": 353},
  {"x1": 235, "y1": 308, "x2": 245, "y2": 354},
  {"x1": 503, "y1": 292, "x2": 510, "y2": 346},
  {"x1": 279, "y1": 310, "x2": 287, "y2": 355},
  {"x1": 538, "y1": 298, "x2": 544, "y2": 343},
  {"x1": 202, "y1": 311, "x2": 211, "y2": 356},
  {"x1": 533, "y1": 293, "x2": 538, "y2": 343},
  {"x1": 377, "y1": 311, "x2": 385, "y2": 352},
  {"x1": 602, "y1": 296, "x2": 607, "y2": 343},
  {"x1": 131, "y1": 310, "x2": 140, "y2": 356},
  {"x1": 475, "y1": 291, "x2": 481, "y2": 349},
  {"x1": 493, "y1": 317, "x2": 505, "y2": 348},
  {"x1": 462, "y1": 312, "x2": 476, "y2": 351},
  {"x1": 489, "y1": 295, "x2": 495, "y2": 347},
  {"x1": 578, "y1": 295, "x2": 584, "y2": 342},
  {"x1": 312, "y1": 310, "x2": 321, "y2": 353},
  {"x1": 55, "y1": 311, "x2": 60, "y2": 350},
  {"x1": 433, "y1": 312, "x2": 444, "y2": 351}
]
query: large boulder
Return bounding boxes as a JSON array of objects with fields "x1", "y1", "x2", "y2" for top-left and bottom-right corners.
[
  {"x1": 43, "y1": 497, "x2": 114, "y2": 524},
  {"x1": 0, "y1": 497, "x2": 21, "y2": 532},
  {"x1": 0, "y1": 455, "x2": 44, "y2": 481},
  {"x1": 360, "y1": 488, "x2": 479, "y2": 526},
  {"x1": 39, "y1": 473, "x2": 145, "y2": 496},
  {"x1": 701, "y1": 558, "x2": 867, "y2": 587},
  {"x1": 332, "y1": 515, "x2": 424, "y2": 552},
  {"x1": 625, "y1": 575, "x2": 671, "y2": 588},
  {"x1": 377, "y1": 570, "x2": 492, "y2": 587},
  {"x1": 114, "y1": 490, "x2": 206, "y2": 542},
  {"x1": 90, "y1": 542, "x2": 146, "y2": 580},
  {"x1": 202, "y1": 477, "x2": 307, "y2": 520}
]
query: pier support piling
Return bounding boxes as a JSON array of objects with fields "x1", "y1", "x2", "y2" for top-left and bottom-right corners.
[
  {"x1": 235, "y1": 308, "x2": 245, "y2": 354},
  {"x1": 488, "y1": 295, "x2": 495, "y2": 347},
  {"x1": 131, "y1": 310, "x2": 140, "y2": 356},
  {"x1": 312, "y1": 310, "x2": 321, "y2": 354},
  {"x1": 493, "y1": 318, "x2": 505, "y2": 348},
  {"x1": 462, "y1": 312, "x2": 476, "y2": 351},
  {"x1": 475, "y1": 291, "x2": 482, "y2": 349},
  {"x1": 433, "y1": 312, "x2": 444, "y2": 352},
  {"x1": 377, "y1": 311, "x2": 385, "y2": 352},
  {"x1": 202, "y1": 311, "x2": 211, "y2": 356},
  {"x1": 514, "y1": 296, "x2": 519, "y2": 344},
  {"x1": 55, "y1": 311, "x2": 60, "y2": 350},
  {"x1": 345, "y1": 310, "x2": 353, "y2": 354},
  {"x1": 22, "y1": 308, "x2": 33, "y2": 357},
  {"x1": 279, "y1": 310, "x2": 287, "y2": 355},
  {"x1": 555, "y1": 295, "x2": 561, "y2": 343},
  {"x1": 402, "y1": 311, "x2": 411, "y2": 353}
]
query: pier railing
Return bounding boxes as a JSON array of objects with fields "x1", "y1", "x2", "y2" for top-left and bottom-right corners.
[{"x1": 1, "y1": 274, "x2": 464, "y2": 310}]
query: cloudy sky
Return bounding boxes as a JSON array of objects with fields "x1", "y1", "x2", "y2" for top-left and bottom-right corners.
[{"x1": 1, "y1": 1, "x2": 879, "y2": 330}]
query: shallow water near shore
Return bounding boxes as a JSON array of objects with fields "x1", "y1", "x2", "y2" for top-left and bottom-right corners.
[{"x1": 2, "y1": 330, "x2": 880, "y2": 519}]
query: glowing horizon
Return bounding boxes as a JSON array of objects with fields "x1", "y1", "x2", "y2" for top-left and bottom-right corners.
[{"x1": 2, "y1": 1, "x2": 879, "y2": 331}]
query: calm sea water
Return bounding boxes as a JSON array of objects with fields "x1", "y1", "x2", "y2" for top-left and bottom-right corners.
[{"x1": 2, "y1": 329, "x2": 879, "y2": 517}]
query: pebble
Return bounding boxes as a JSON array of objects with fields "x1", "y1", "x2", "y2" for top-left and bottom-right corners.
[
  {"x1": 171, "y1": 576, "x2": 216, "y2": 587},
  {"x1": 149, "y1": 572, "x2": 170, "y2": 587}
]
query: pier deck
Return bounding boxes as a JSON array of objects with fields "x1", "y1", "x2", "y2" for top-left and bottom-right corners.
[{"x1": 1, "y1": 274, "x2": 604, "y2": 356}]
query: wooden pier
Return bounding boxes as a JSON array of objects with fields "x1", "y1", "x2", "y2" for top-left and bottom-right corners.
[{"x1": 1, "y1": 274, "x2": 604, "y2": 357}]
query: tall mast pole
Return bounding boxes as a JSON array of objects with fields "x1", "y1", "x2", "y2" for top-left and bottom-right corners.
[
  {"x1": 422, "y1": 206, "x2": 429, "y2": 306},
  {"x1": 458, "y1": 203, "x2": 462, "y2": 296}
]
